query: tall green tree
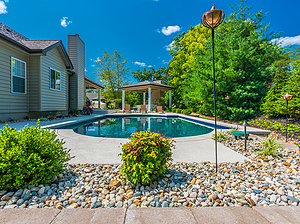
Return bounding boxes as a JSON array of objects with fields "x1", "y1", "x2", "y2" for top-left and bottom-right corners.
[
  {"x1": 167, "y1": 25, "x2": 209, "y2": 108},
  {"x1": 132, "y1": 67, "x2": 169, "y2": 83},
  {"x1": 170, "y1": 2, "x2": 284, "y2": 119},
  {"x1": 94, "y1": 51, "x2": 131, "y2": 102}
]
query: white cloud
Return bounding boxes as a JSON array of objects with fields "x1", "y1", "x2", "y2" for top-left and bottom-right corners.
[
  {"x1": 0, "y1": 1, "x2": 8, "y2": 14},
  {"x1": 91, "y1": 65, "x2": 95, "y2": 67},
  {"x1": 153, "y1": 0, "x2": 159, "y2": 1},
  {"x1": 134, "y1": 61, "x2": 146, "y2": 67},
  {"x1": 61, "y1": 17, "x2": 72, "y2": 28},
  {"x1": 162, "y1": 60, "x2": 169, "y2": 65},
  {"x1": 148, "y1": 65, "x2": 152, "y2": 68},
  {"x1": 85, "y1": 68, "x2": 87, "y2": 72},
  {"x1": 159, "y1": 25, "x2": 180, "y2": 36},
  {"x1": 94, "y1": 57, "x2": 102, "y2": 63},
  {"x1": 165, "y1": 40, "x2": 175, "y2": 51},
  {"x1": 272, "y1": 35, "x2": 300, "y2": 47}
]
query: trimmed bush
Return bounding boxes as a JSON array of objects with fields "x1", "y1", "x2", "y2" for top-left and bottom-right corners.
[
  {"x1": 0, "y1": 122, "x2": 73, "y2": 189},
  {"x1": 119, "y1": 130, "x2": 175, "y2": 184},
  {"x1": 176, "y1": 108, "x2": 182, "y2": 114},
  {"x1": 182, "y1": 108, "x2": 192, "y2": 115}
]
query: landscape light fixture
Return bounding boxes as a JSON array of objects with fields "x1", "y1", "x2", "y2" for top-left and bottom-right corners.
[
  {"x1": 242, "y1": 121, "x2": 250, "y2": 152},
  {"x1": 225, "y1": 95, "x2": 230, "y2": 122},
  {"x1": 282, "y1": 92, "x2": 293, "y2": 142},
  {"x1": 201, "y1": 5, "x2": 225, "y2": 173}
]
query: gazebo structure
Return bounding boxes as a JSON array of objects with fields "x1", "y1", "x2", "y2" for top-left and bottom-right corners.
[{"x1": 118, "y1": 80, "x2": 176, "y2": 112}]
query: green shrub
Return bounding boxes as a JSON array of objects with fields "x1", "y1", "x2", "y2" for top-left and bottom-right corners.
[
  {"x1": 182, "y1": 108, "x2": 192, "y2": 115},
  {"x1": 119, "y1": 130, "x2": 175, "y2": 185},
  {"x1": 108, "y1": 104, "x2": 115, "y2": 109},
  {"x1": 176, "y1": 108, "x2": 182, "y2": 114},
  {"x1": 172, "y1": 108, "x2": 176, "y2": 113},
  {"x1": 257, "y1": 137, "x2": 283, "y2": 158},
  {"x1": 69, "y1": 109, "x2": 80, "y2": 116},
  {"x1": 212, "y1": 130, "x2": 230, "y2": 141},
  {"x1": 0, "y1": 122, "x2": 73, "y2": 189}
]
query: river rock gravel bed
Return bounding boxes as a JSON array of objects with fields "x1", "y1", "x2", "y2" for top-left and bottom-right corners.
[{"x1": 1, "y1": 135, "x2": 300, "y2": 209}]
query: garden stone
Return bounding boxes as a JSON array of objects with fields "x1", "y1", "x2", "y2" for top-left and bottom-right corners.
[
  {"x1": 0, "y1": 201, "x2": 7, "y2": 206},
  {"x1": 38, "y1": 187, "x2": 45, "y2": 195},
  {"x1": 156, "y1": 201, "x2": 161, "y2": 207},
  {"x1": 162, "y1": 201, "x2": 169, "y2": 207},
  {"x1": 15, "y1": 189, "x2": 23, "y2": 197},
  {"x1": 30, "y1": 187, "x2": 40, "y2": 192},
  {"x1": 287, "y1": 196, "x2": 299, "y2": 203},
  {"x1": 270, "y1": 195, "x2": 277, "y2": 202},
  {"x1": 116, "y1": 201, "x2": 123, "y2": 208}
]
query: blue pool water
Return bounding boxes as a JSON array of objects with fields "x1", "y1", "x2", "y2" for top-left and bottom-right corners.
[{"x1": 65, "y1": 116, "x2": 218, "y2": 138}]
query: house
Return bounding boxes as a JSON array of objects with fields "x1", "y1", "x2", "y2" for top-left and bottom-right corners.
[
  {"x1": 0, "y1": 23, "x2": 103, "y2": 120},
  {"x1": 86, "y1": 92, "x2": 106, "y2": 109}
]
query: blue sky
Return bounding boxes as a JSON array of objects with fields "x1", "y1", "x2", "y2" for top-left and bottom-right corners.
[{"x1": 1, "y1": 0, "x2": 300, "y2": 84}]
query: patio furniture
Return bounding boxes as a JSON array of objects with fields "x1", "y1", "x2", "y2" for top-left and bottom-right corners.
[
  {"x1": 157, "y1": 106, "x2": 164, "y2": 113},
  {"x1": 124, "y1": 104, "x2": 131, "y2": 113},
  {"x1": 232, "y1": 131, "x2": 249, "y2": 140},
  {"x1": 141, "y1": 105, "x2": 147, "y2": 113},
  {"x1": 134, "y1": 105, "x2": 141, "y2": 113}
]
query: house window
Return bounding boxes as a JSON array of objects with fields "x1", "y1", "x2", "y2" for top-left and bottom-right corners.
[
  {"x1": 11, "y1": 57, "x2": 26, "y2": 94},
  {"x1": 50, "y1": 68, "x2": 61, "y2": 90}
]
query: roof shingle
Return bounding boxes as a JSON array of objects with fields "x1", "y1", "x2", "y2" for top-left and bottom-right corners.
[{"x1": 0, "y1": 23, "x2": 60, "y2": 51}]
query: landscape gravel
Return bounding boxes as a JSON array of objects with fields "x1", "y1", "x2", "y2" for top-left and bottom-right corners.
[{"x1": 1, "y1": 135, "x2": 300, "y2": 209}]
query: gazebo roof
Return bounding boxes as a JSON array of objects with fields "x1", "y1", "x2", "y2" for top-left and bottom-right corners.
[{"x1": 118, "y1": 80, "x2": 175, "y2": 92}]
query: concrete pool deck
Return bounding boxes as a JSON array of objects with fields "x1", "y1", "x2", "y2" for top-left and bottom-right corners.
[{"x1": 0, "y1": 112, "x2": 270, "y2": 164}]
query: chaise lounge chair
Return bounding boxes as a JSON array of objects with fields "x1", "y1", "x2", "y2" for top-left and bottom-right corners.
[
  {"x1": 157, "y1": 106, "x2": 164, "y2": 114},
  {"x1": 141, "y1": 105, "x2": 147, "y2": 113},
  {"x1": 124, "y1": 104, "x2": 131, "y2": 113}
]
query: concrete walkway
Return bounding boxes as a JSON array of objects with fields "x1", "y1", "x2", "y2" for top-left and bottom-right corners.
[{"x1": 1, "y1": 207, "x2": 300, "y2": 224}]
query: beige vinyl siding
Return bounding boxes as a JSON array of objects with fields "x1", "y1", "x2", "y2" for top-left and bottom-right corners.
[
  {"x1": 68, "y1": 36, "x2": 78, "y2": 109},
  {"x1": 0, "y1": 39, "x2": 29, "y2": 113},
  {"x1": 28, "y1": 55, "x2": 41, "y2": 111},
  {"x1": 40, "y1": 47, "x2": 68, "y2": 111},
  {"x1": 68, "y1": 35, "x2": 85, "y2": 110}
]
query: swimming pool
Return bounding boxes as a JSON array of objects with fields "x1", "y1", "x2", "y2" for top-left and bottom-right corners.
[{"x1": 62, "y1": 115, "x2": 222, "y2": 138}]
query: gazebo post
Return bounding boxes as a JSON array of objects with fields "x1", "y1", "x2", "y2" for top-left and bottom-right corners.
[
  {"x1": 122, "y1": 90, "x2": 125, "y2": 111},
  {"x1": 143, "y1": 92, "x2": 146, "y2": 105},
  {"x1": 169, "y1": 90, "x2": 172, "y2": 108},
  {"x1": 98, "y1": 89, "x2": 101, "y2": 109},
  {"x1": 148, "y1": 87, "x2": 151, "y2": 112}
]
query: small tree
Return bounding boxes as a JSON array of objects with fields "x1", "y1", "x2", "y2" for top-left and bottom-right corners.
[{"x1": 94, "y1": 51, "x2": 131, "y2": 101}]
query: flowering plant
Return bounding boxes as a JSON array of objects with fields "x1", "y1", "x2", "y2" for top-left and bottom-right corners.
[
  {"x1": 82, "y1": 106, "x2": 93, "y2": 115},
  {"x1": 119, "y1": 130, "x2": 175, "y2": 184}
]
